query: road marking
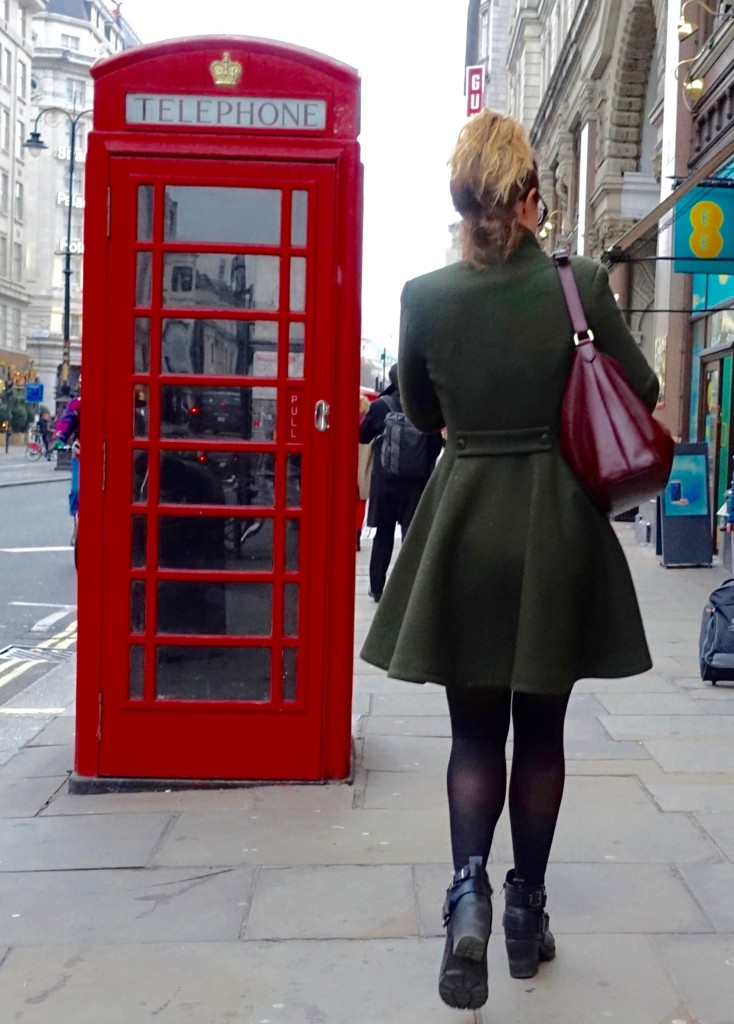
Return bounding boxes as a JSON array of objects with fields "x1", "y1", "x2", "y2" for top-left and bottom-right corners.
[
  {"x1": 10, "y1": 602, "x2": 76, "y2": 609},
  {"x1": 0, "y1": 707, "x2": 66, "y2": 715},
  {"x1": 0, "y1": 546, "x2": 72, "y2": 553},
  {"x1": 31, "y1": 609, "x2": 75, "y2": 632},
  {"x1": 0, "y1": 620, "x2": 77, "y2": 690}
]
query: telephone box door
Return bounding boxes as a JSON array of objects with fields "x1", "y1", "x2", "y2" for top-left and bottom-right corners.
[{"x1": 99, "y1": 156, "x2": 337, "y2": 780}]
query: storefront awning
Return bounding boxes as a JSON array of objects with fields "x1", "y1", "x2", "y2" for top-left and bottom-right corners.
[{"x1": 604, "y1": 134, "x2": 734, "y2": 262}]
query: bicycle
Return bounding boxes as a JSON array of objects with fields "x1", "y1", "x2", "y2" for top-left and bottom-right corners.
[{"x1": 25, "y1": 429, "x2": 55, "y2": 462}]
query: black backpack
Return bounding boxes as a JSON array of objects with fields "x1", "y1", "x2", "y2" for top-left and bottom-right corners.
[
  {"x1": 379, "y1": 395, "x2": 430, "y2": 481},
  {"x1": 699, "y1": 577, "x2": 734, "y2": 684}
]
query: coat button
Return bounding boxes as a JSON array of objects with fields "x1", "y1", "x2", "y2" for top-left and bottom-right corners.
[
  {"x1": 456, "y1": 438, "x2": 466, "y2": 450},
  {"x1": 540, "y1": 432, "x2": 550, "y2": 445}
]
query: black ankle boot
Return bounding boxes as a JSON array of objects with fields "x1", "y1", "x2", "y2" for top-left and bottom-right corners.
[
  {"x1": 438, "y1": 856, "x2": 492, "y2": 1010},
  {"x1": 502, "y1": 869, "x2": 556, "y2": 979}
]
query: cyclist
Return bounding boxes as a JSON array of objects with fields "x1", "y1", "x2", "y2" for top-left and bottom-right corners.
[{"x1": 53, "y1": 392, "x2": 81, "y2": 543}]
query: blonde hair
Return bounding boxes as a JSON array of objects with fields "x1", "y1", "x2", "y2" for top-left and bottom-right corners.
[
  {"x1": 449, "y1": 109, "x2": 538, "y2": 264},
  {"x1": 359, "y1": 393, "x2": 370, "y2": 415}
]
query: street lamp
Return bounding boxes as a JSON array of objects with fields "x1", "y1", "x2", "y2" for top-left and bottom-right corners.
[{"x1": 24, "y1": 104, "x2": 92, "y2": 398}]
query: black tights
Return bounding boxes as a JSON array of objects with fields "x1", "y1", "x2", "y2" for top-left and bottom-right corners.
[{"x1": 446, "y1": 687, "x2": 571, "y2": 885}]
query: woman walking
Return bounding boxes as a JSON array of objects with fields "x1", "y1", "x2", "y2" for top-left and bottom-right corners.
[{"x1": 360, "y1": 109, "x2": 659, "y2": 1011}]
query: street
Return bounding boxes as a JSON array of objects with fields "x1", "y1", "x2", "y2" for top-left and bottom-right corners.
[{"x1": 0, "y1": 470, "x2": 77, "y2": 708}]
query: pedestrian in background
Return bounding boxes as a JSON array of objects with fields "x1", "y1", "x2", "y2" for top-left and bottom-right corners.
[
  {"x1": 360, "y1": 109, "x2": 659, "y2": 1010},
  {"x1": 356, "y1": 391, "x2": 371, "y2": 552},
  {"x1": 359, "y1": 364, "x2": 442, "y2": 601},
  {"x1": 37, "y1": 409, "x2": 51, "y2": 459}
]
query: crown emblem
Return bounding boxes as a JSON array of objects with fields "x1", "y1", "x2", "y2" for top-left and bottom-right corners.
[{"x1": 210, "y1": 52, "x2": 242, "y2": 88}]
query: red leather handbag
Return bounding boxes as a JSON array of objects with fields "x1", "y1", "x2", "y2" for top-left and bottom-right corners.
[{"x1": 553, "y1": 250, "x2": 674, "y2": 516}]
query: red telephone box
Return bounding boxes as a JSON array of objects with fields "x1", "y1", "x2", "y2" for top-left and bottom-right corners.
[{"x1": 74, "y1": 38, "x2": 362, "y2": 787}]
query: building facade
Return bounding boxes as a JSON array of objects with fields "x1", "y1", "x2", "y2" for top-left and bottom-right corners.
[
  {"x1": 24, "y1": 0, "x2": 139, "y2": 403},
  {"x1": 0, "y1": 0, "x2": 45, "y2": 388}
]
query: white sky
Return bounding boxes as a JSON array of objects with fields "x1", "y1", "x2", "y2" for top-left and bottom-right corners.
[{"x1": 113, "y1": 0, "x2": 467, "y2": 356}]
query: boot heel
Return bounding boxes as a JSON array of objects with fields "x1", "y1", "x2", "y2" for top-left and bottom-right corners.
[{"x1": 505, "y1": 936, "x2": 539, "y2": 978}]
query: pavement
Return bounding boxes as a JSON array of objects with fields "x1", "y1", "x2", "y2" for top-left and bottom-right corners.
[
  {"x1": 0, "y1": 522, "x2": 733, "y2": 1023},
  {"x1": 0, "y1": 445, "x2": 70, "y2": 487}
]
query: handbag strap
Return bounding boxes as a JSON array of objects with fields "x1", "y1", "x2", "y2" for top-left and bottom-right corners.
[{"x1": 552, "y1": 248, "x2": 594, "y2": 346}]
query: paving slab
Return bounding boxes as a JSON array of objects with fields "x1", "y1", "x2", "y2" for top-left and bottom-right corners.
[
  {"x1": 368, "y1": 691, "x2": 449, "y2": 715},
  {"x1": 0, "y1": 775, "x2": 66, "y2": 817},
  {"x1": 645, "y1": 782, "x2": 734, "y2": 813},
  {"x1": 152, "y1": 806, "x2": 451, "y2": 867},
  {"x1": 0, "y1": 940, "x2": 477, "y2": 1024},
  {"x1": 600, "y1": 713, "x2": 734, "y2": 740},
  {"x1": 251, "y1": 781, "x2": 355, "y2": 812},
  {"x1": 491, "y1": 777, "x2": 720, "y2": 864},
  {"x1": 677, "y1": 864, "x2": 734, "y2": 932},
  {"x1": 245, "y1": 864, "x2": 418, "y2": 939},
  {"x1": 0, "y1": 743, "x2": 72, "y2": 778},
  {"x1": 40, "y1": 784, "x2": 257, "y2": 816},
  {"x1": 0, "y1": 866, "x2": 252, "y2": 945},
  {"x1": 360, "y1": 734, "x2": 451, "y2": 772},
  {"x1": 413, "y1": 861, "x2": 712, "y2": 936},
  {"x1": 26, "y1": 716, "x2": 76, "y2": 746},
  {"x1": 596, "y1": 692, "x2": 706, "y2": 715},
  {"x1": 654, "y1": 934, "x2": 734, "y2": 1024},
  {"x1": 364, "y1": 715, "x2": 451, "y2": 737},
  {"x1": 573, "y1": 674, "x2": 679, "y2": 693},
  {"x1": 363, "y1": 770, "x2": 446, "y2": 809},
  {"x1": 0, "y1": 813, "x2": 172, "y2": 871},
  {"x1": 644, "y1": 738, "x2": 734, "y2": 773},
  {"x1": 693, "y1": 811, "x2": 734, "y2": 859}
]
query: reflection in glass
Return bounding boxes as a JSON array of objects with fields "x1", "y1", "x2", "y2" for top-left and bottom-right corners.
[
  {"x1": 156, "y1": 645, "x2": 271, "y2": 702},
  {"x1": 134, "y1": 385, "x2": 149, "y2": 438},
  {"x1": 285, "y1": 519, "x2": 300, "y2": 570},
  {"x1": 137, "y1": 185, "x2": 154, "y2": 241},
  {"x1": 131, "y1": 580, "x2": 146, "y2": 634},
  {"x1": 158, "y1": 581, "x2": 272, "y2": 636},
  {"x1": 135, "y1": 318, "x2": 151, "y2": 373},
  {"x1": 161, "y1": 385, "x2": 276, "y2": 441},
  {"x1": 291, "y1": 191, "x2": 307, "y2": 246},
  {"x1": 288, "y1": 323, "x2": 305, "y2": 378},
  {"x1": 163, "y1": 254, "x2": 279, "y2": 311},
  {"x1": 159, "y1": 516, "x2": 273, "y2": 570},
  {"x1": 136, "y1": 251, "x2": 152, "y2": 307},
  {"x1": 161, "y1": 318, "x2": 277, "y2": 376},
  {"x1": 282, "y1": 647, "x2": 297, "y2": 702},
  {"x1": 164, "y1": 187, "x2": 281, "y2": 244},
  {"x1": 158, "y1": 450, "x2": 275, "y2": 507},
  {"x1": 129, "y1": 646, "x2": 145, "y2": 700},
  {"x1": 290, "y1": 257, "x2": 306, "y2": 312},
  {"x1": 284, "y1": 583, "x2": 299, "y2": 637},
  {"x1": 132, "y1": 450, "x2": 149, "y2": 503},
  {"x1": 131, "y1": 516, "x2": 147, "y2": 568},
  {"x1": 286, "y1": 454, "x2": 302, "y2": 507}
]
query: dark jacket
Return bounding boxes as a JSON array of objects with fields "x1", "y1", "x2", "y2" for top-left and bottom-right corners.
[
  {"x1": 359, "y1": 386, "x2": 442, "y2": 529},
  {"x1": 360, "y1": 232, "x2": 660, "y2": 694}
]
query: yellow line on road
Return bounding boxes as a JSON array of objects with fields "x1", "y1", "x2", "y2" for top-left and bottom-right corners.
[
  {"x1": 0, "y1": 660, "x2": 35, "y2": 688},
  {"x1": 0, "y1": 620, "x2": 78, "y2": 688}
]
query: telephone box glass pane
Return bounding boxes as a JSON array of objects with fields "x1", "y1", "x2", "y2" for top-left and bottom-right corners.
[
  {"x1": 135, "y1": 318, "x2": 151, "y2": 372},
  {"x1": 290, "y1": 257, "x2": 306, "y2": 312},
  {"x1": 156, "y1": 646, "x2": 271, "y2": 702},
  {"x1": 285, "y1": 519, "x2": 300, "y2": 570},
  {"x1": 291, "y1": 191, "x2": 307, "y2": 246},
  {"x1": 162, "y1": 254, "x2": 280, "y2": 311},
  {"x1": 132, "y1": 450, "x2": 149, "y2": 503},
  {"x1": 161, "y1": 318, "x2": 277, "y2": 376},
  {"x1": 286, "y1": 454, "x2": 301, "y2": 507},
  {"x1": 284, "y1": 583, "x2": 299, "y2": 637},
  {"x1": 288, "y1": 323, "x2": 305, "y2": 378},
  {"x1": 164, "y1": 187, "x2": 281, "y2": 244},
  {"x1": 134, "y1": 385, "x2": 149, "y2": 438},
  {"x1": 137, "y1": 185, "x2": 154, "y2": 241},
  {"x1": 282, "y1": 647, "x2": 297, "y2": 702},
  {"x1": 159, "y1": 516, "x2": 273, "y2": 570},
  {"x1": 131, "y1": 515, "x2": 147, "y2": 567},
  {"x1": 130, "y1": 580, "x2": 146, "y2": 634},
  {"x1": 159, "y1": 451, "x2": 275, "y2": 507},
  {"x1": 129, "y1": 646, "x2": 144, "y2": 700},
  {"x1": 157, "y1": 582, "x2": 272, "y2": 636},
  {"x1": 136, "y1": 252, "x2": 152, "y2": 307},
  {"x1": 161, "y1": 385, "x2": 276, "y2": 441}
]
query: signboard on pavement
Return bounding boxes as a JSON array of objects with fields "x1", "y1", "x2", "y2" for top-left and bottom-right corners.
[{"x1": 25, "y1": 382, "x2": 43, "y2": 403}]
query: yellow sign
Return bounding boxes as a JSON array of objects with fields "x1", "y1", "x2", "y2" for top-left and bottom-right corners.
[{"x1": 689, "y1": 201, "x2": 724, "y2": 258}]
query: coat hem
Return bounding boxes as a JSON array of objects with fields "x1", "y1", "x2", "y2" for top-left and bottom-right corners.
[{"x1": 359, "y1": 651, "x2": 654, "y2": 692}]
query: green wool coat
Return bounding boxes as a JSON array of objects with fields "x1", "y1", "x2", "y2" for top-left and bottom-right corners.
[{"x1": 360, "y1": 232, "x2": 660, "y2": 695}]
